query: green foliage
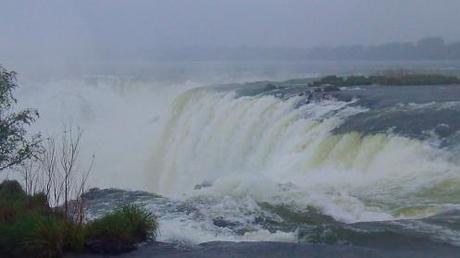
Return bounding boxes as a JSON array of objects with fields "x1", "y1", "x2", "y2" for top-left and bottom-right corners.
[
  {"x1": 63, "y1": 223, "x2": 87, "y2": 253},
  {"x1": 28, "y1": 192, "x2": 50, "y2": 211},
  {"x1": 0, "y1": 66, "x2": 41, "y2": 171},
  {"x1": 24, "y1": 216, "x2": 66, "y2": 258},
  {"x1": 0, "y1": 181, "x2": 63, "y2": 257},
  {"x1": 87, "y1": 205, "x2": 158, "y2": 243},
  {"x1": 122, "y1": 205, "x2": 158, "y2": 241},
  {"x1": 0, "y1": 181, "x2": 76, "y2": 257},
  {"x1": 0, "y1": 212, "x2": 70, "y2": 258},
  {"x1": 310, "y1": 75, "x2": 347, "y2": 87},
  {"x1": 0, "y1": 182, "x2": 159, "y2": 257},
  {"x1": 0, "y1": 213, "x2": 40, "y2": 256},
  {"x1": 0, "y1": 180, "x2": 27, "y2": 223},
  {"x1": 309, "y1": 73, "x2": 460, "y2": 87},
  {"x1": 0, "y1": 181, "x2": 52, "y2": 226},
  {"x1": 0, "y1": 180, "x2": 25, "y2": 200}
]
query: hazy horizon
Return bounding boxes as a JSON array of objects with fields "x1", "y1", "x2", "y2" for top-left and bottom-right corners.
[
  {"x1": 2, "y1": 1, "x2": 460, "y2": 53},
  {"x1": 2, "y1": 0, "x2": 460, "y2": 78}
]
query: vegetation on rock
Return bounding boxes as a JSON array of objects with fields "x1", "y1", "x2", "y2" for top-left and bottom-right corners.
[
  {"x1": 85, "y1": 205, "x2": 158, "y2": 254},
  {"x1": 0, "y1": 180, "x2": 157, "y2": 257},
  {"x1": 309, "y1": 73, "x2": 460, "y2": 87}
]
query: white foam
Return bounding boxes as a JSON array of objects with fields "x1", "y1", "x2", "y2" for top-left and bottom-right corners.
[{"x1": 150, "y1": 88, "x2": 460, "y2": 227}]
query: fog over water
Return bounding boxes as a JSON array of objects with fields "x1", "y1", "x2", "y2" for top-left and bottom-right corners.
[
  {"x1": 2, "y1": 0, "x2": 460, "y2": 77},
  {"x1": 1, "y1": 0, "x2": 460, "y2": 194}
]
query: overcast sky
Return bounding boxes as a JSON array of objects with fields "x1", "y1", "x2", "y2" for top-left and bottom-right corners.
[{"x1": 1, "y1": 0, "x2": 460, "y2": 61}]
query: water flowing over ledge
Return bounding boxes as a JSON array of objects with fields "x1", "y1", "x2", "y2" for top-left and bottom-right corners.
[{"x1": 131, "y1": 82, "x2": 460, "y2": 245}]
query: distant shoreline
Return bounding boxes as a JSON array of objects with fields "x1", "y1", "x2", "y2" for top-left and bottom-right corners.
[{"x1": 309, "y1": 73, "x2": 460, "y2": 87}]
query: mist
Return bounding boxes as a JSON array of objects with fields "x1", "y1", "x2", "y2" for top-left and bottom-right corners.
[
  {"x1": 2, "y1": 1, "x2": 460, "y2": 190},
  {"x1": 2, "y1": 0, "x2": 460, "y2": 77}
]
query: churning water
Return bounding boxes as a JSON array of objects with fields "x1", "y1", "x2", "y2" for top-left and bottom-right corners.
[
  {"x1": 135, "y1": 82, "x2": 460, "y2": 246},
  {"x1": 12, "y1": 61, "x2": 460, "y2": 249}
]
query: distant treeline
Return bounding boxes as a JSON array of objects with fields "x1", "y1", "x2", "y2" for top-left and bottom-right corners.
[
  {"x1": 308, "y1": 37, "x2": 460, "y2": 60},
  {"x1": 310, "y1": 73, "x2": 460, "y2": 87},
  {"x1": 99, "y1": 37, "x2": 460, "y2": 61}
]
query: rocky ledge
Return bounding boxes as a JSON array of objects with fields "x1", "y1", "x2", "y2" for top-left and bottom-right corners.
[{"x1": 67, "y1": 240, "x2": 460, "y2": 258}]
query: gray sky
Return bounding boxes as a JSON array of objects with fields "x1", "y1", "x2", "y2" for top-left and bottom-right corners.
[{"x1": 1, "y1": 0, "x2": 460, "y2": 60}]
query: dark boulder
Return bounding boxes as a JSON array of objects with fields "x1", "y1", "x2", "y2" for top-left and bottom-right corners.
[
  {"x1": 194, "y1": 181, "x2": 213, "y2": 190},
  {"x1": 85, "y1": 238, "x2": 137, "y2": 254},
  {"x1": 434, "y1": 124, "x2": 452, "y2": 137},
  {"x1": 322, "y1": 85, "x2": 341, "y2": 92},
  {"x1": 263, "y1": 83, "x2": 277, "y2": 91},
  {"x1": 212, "y1": 217, "x2": 240, "y2": 228}
]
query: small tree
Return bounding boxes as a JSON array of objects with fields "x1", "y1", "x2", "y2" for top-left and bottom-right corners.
[
  {"x1": 0, "y1": 66, "x2": 40, "y2": 171},
  {"x1": 22, "y1": 127, "x2": 94, "y2": 222}
]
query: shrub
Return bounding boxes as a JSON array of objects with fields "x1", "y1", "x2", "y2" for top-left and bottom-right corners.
[
  {"x1": 121, "y1": 205, "x2": 158, "y2": 241},
  {"x1": 87, "y1": 205, "x2": 158, "y2": 243},
  {"x1": 63, "y1": 222, "x2": 87, "y2": 253},
  {"x1": 0, "y1": 213, "x2": 64, "y2": 257},
  {"x1": 28, "y1": 192, "x2": 50, "y2": 212},
  {"x1": 0, "y1": 180, "x2": 26, "y2": 200},
  {"x1": 0, "y1": 181, "x2": 67, "y2": 257},
  {"x1": 0, "y1": 213, "x2": 35, "y2": 255},
  {"x1": 0, "y1": 207, "x2": 86, "y2": 257},
  {"x1": 24, "y1": 216, "x2": 66, "y2": 258},
  {"x1": 0, "y1": 181, "x2": 159, "y2": 257},
  {"x1": 0, "y1": 181, "x2": 27, "y2": 224}
]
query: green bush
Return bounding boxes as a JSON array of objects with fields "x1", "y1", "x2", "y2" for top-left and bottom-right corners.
[
  {"x1": 0, "y1": 181, "x2": 27, "y2": 224},
  {"x1": 0, "y1": 180, "x2": 26, "y2": 201},
  {"x1": 0, "y1": 213, "x2": 37, "y2": 256},
  {"x1": 87, "y1": 205, "x2": 158, "y2": 243},
  {"x1": 0, "y1": 211, "x2": 85, "y2": 257},
  {"x1": 309, "y1": 74, "x2": 460, "y2": 87},
  {"x1": 0, "y1": 183, "x2": 50, "y2": 224},
  {"x1": 0, "y1": 181, "x2": 67, "y2": 257},
  {"x1": 63, "y1": 222, "x2": 87, "y2": 253},
  {"x1": 24, "y1": 216, "x2": 66, "y2": 258},
  {"x1": 0, "y1": 213, "x2": 64, "y2": 256},
  {"x1": 0, "y1": 181, "x2": 159, "y2": 257}
]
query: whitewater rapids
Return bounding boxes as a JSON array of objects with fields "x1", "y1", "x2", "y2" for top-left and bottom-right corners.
[
  {"x1": 137, "y1": 84, "x2": 460, "y2": 245},
  {"x1": 15, "y1": 76, "x2": 460, "y2": 246}
]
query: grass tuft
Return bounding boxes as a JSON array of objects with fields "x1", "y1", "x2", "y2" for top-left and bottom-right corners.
[
  {"x1": 25, "y1": 216, "x2": 66, "y2": 258},
  {"x1": 87, "y1": 204, "x2": 158, "y2": 243}
]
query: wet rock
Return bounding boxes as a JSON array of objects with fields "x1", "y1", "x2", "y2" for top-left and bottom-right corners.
[
  {"x1": 312, "y1": 87, "x2": 323, "y2": 93},
  {"x1": 434, "y1": 124, "x2": 451, "y2": 137},
  {"x1": 264, "y1": 83, "x2": 277, "y2": 91},
  {"x1": 277, "y1": 182, "x2": 296, "y2": 192},
  {"x1": 69, "y1": 240, "x2": 460, "y2": 258},
  {"x1": 85, "y1": 239, "x2": 137, "y2": 254},
  {"x1": 194, "y1": 181, "x2": 213, "y2": 190},
  {"x1": 322, "y1": 85, "x2": 341, "y2": 92},
  {"x1": 82, "y1": 188, "x2": 107, "y2": 200},
  {"x1": 212, "y1": 217, "x2": 240, "y2": 228},
  {"x1": 274, "y1": 92, "x2": 284, "y2": 98}
]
